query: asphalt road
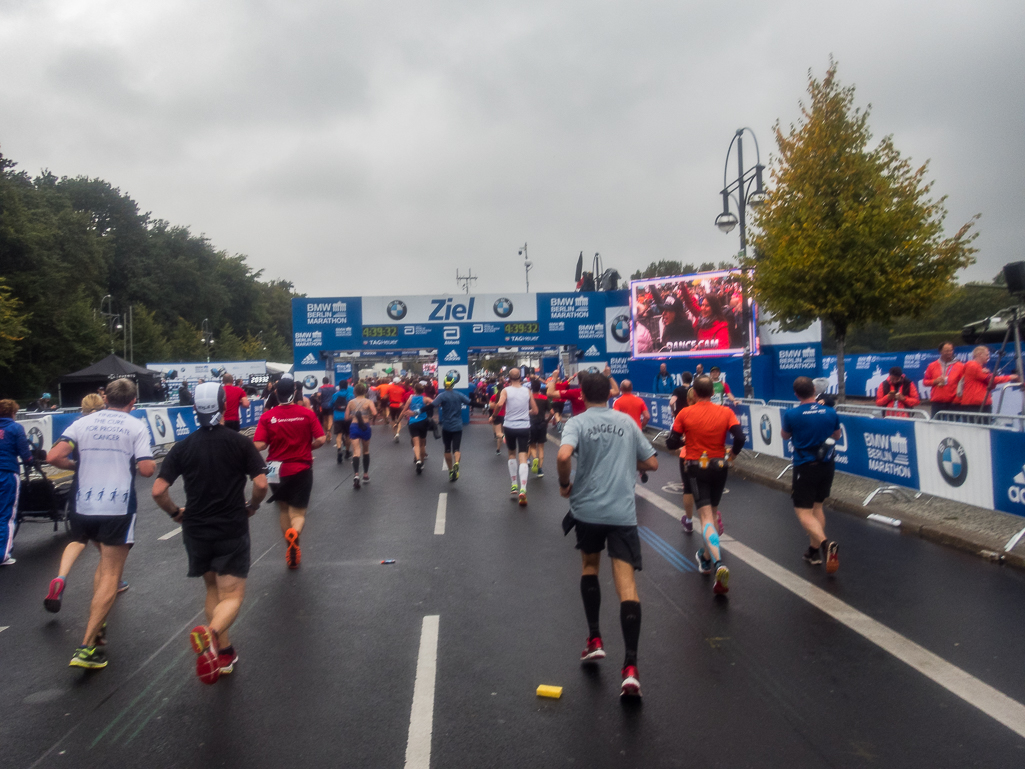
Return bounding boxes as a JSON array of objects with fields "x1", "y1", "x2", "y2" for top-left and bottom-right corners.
[{"x1": 2, "y1": 422, "x2": 1025, "y2": 768}]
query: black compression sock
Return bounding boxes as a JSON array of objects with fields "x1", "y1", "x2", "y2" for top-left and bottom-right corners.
[
  {"x1": 352, "y1": 457, "x2": 360, "y2": 474},
  {"x1": 580, "y1": 575, "x2": 601, "y2": 639},
  {"x1": 620, "y1": 600, "x2": 641, "y2": 668},
  {"x1": 362, "y1": 454, "x2": 370, "y2": 472}
]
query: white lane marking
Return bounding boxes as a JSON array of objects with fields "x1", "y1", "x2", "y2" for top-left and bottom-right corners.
[
  {"x1": 158, "y1": 527, "x2": 182, "y2": 541},
  {"x1": 434, "y1": 494, "x2": 447, "y2": 536},
  {"x1": 635, "y1": 486, "x2": 1025, "y2": 741},
  {"x1": 0, "y1": 626, "x2": 8, "y2": 633},
  {"x1": 405, "y1": 615, "x2": 440, "y2": 769}
]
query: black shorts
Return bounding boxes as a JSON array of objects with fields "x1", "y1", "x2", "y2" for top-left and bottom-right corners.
[
  {"x1": 389, "y1": 406, "x2": 403, "y2": 420},
  {"x1": 792, "y1": 461, "x2": 835, "y2": 509},
  {"x1": 491, "y1": 415, "x2": 504, "y2": 426},
  {"x1": 183, "y1": 531, "x2": 251, "y2": 578},
  {"x1": 529, "y1": 424, "x2": 548, "y2": 445},
  {"x1": 504, "y1": 427, "x2": 530, "y2": 453},
  {"x1": 685, "y1": 461, "x2": 729, "y2": 509},
  {"x1": 224, "y1": 420, "x2": 241, "y2": 432},
  {"x1": 574, "y1": 520, "x2": 642, "y2": 570},
  {"x1": 69, "y1": 513, "x2": 136, "y2": 546},
  {"x1": 678, "y1": 457, "x2": 694, "y2": 497},
  {"x1": 442, "y1": 429, "x2": 463, "y2": 453},
  {"x1": 270, "y1": 468, "x2": 313, "y2": 508},
  {"x1": 408, "y1": 420, "x2": 430, "y2": 439}
]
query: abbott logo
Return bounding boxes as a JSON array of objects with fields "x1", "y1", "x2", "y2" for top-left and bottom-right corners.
[{"x1": 443, "y1": 326, "x2": 460, "y2": 341}]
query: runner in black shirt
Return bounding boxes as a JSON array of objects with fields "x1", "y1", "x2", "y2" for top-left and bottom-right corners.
[
  {"x1": 152, "y1": 383, "x2": 268, "y2": 685},
  {"x1": 668, "y1": 372, "x2": 693, "y2": 416}
]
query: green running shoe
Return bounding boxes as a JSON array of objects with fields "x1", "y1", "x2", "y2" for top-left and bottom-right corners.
[{"x1": 69, "y1": 645, "x2": 108, "y2": 669}]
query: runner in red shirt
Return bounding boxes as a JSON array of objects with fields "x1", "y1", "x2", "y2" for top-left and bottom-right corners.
[
  {"x1": 253, "y1": 378, "x2": 326, "y2": 569},
  {"x1": 489, "y1": 383, "x2": 506, "y2": 454},
  {"x1": 547, "y1": 367, "x2": 620, "y2": 420},
  {"x1": 612, "y1": 381, "x2": 650, "y2": 430},
  {"x1": 221, "y1": 374, "x2": 251, "y2": 432}
]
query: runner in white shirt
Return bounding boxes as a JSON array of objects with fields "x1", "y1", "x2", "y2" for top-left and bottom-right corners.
[
  {"x1": 46, "y1": 378, "x2": 156, "y2": 670},
  {"x1": 493, "y1": 368, "x2": 537, "y2": 506}
]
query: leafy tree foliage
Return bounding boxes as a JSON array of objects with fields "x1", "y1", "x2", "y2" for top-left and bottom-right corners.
[
  {"x1": 630, "y1": 260, "x2": 733, "y2": 280},
  {"x1": 747, "y1": 62, "x2": 978, "y2": 400},
  {"x1": 0, "y1": 148, "x2": 302, "y2": 401}
]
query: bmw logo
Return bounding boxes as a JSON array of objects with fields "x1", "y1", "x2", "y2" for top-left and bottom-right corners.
[
  {"x1": 27, "y1": 426, "x2": 44, "y2": 451},
  {"x1": 493, "y1": 298, "x2": 514, "y2": 318},
  {"x1": 759, "y1": 414, "x2": 772, "y2": 445},
  {"x1": 154, "y1": 414, "x2": 167, "y2": 438},
  {"x1": 937, "y1": 437, "x2": 968, "y2": 487},
  {"x1": 610, "y1": 314, "x2": 631, "y2": 344},
  {"x1": 210, "y1": 366, "x2": 224, "y2": 377},
  {"x1": 446, "y1": 369, "x2": 461, "y2": 385},
  {"x1": 585, "y1": 366, "x2": 600, "y2": 375},
  {"x1": 387, "y1": 300, "x2": 408, "y2": 320},
  {"x1": 303, "y1": 375, "x2": 318, "y2": 390}
]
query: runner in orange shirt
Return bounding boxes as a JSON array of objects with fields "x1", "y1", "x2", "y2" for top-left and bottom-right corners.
[
  {"x1": 666, "y1": 376, "x2": 746, "y2": 596},
  {"x1": 613, "y1": 381, "x2": 651, "y2": 483}
]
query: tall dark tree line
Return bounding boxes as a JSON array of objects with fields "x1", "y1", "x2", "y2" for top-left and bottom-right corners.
[{"x1": 0, "y1": 149, "x2": 299, "y2": 400}]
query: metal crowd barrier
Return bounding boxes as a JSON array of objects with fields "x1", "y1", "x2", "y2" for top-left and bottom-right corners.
[{"x1": 835, "y1": 403, "x2": 931, "y2": 420}]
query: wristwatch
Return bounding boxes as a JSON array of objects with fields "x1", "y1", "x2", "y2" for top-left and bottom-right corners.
[{"x1": 559, "y1": 481, "x2": 571, "y2": 488}]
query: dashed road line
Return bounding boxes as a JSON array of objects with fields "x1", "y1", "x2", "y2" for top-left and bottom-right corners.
[
  {"x1": 434, "y1": 494, "x2": 447, "y2": 536},
  {"x1": 405, "y1": 614, "x2": 440, "y2": 769},
  {"x1": 635, "y1": 485, "x2": 1025, "y2": 741},
  {"x1": 158, "y1": 526, "x2": 182, "y2": 541}
]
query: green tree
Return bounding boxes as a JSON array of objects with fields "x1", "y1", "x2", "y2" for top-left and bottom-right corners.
[
  {"x1": 168, "y1": 318, "x2": 204, "y2": 362},
  {"x1": 128, "y1": 304, "x2": 171, "y2": 365},
  {"x1": 748, "y1": 62, "x2": 978, "y2": 400},
  {"x1": 0, "y1": 278, "x2": 29, "y2": 370},
  {"x1": 630, "y1": 260, "x2": 735, "y2": 280},
  {"x1": 214, "y1": 322, "x2": 244, "y2": 361}
]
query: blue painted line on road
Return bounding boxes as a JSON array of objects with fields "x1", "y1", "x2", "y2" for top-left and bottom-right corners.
[{"x1": 637, "y1": 526, "x2": 696, "y2": 572}]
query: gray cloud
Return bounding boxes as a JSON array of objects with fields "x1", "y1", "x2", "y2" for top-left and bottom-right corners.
[{"x1": 1, "y1": 0, "x2": 1021, "y2": 296}]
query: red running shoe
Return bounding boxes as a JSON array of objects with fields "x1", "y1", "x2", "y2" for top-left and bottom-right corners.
[
  {"x1": 620, "y1": 665, "x2": 641, "y2": 698},
  {"x1": 218, "y1": 648, "x2": 239, "y2": 675},
  {"x1": 190, "y1": 625, "x2": 220, "y2": 685},
  {"x1": 580, "y1": 637, "x2": 606, "y2": 662},
  {"x1": 44, "y1": 577, "x2": 65, "y2": 613},
  {"x1": 285, "y1": 528, "x2": 301, "y2": 569}
]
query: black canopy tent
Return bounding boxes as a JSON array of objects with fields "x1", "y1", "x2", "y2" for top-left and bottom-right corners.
[{"x1": 58, "y1": 354, "x2": 162, "y2": 407}]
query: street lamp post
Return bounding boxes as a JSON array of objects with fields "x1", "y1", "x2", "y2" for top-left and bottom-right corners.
[
  {"x1": 99, "y1": 294, "x2": 123, "y2": 355},
  {"x1": 714, "y1": 127, "x2": 766, "y2": 398},
  {"x1": 518, "y1": 243, "x2": 532, "y2": 293},
  {"x1": 201, "y1": 318, "x2": 214, "y2": 363}
]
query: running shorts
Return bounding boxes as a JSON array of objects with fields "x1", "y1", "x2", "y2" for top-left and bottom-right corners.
[
  {"x1": 408, "y1": 420, "x2": 430, "y2": 439},
  {"x1": 350, "y1": 421, "x2": 372, "y2": 442},
  {"x1": 504, "y1": 427, "x2": 530, "y2": 453},
  {"x1": 183, "y1": 531, "x2": 251, "y2": 578},
  {"x1": 792, "y1": 461, "x2": 835, "y2": 509},
  {"x1": 270, "y1": 468, "x2": 313, "y2": 508},
  {"x1": 442, "y1": 429, "x2": 463, "y2": 453},
  {"x1": 332, "y1": 419, "x2": 348, "y2": 435},
  {"x1": 223, "y1": 420, "x2": 241, "y2": 432},
  {"x1": 684, "y1": 462, "x2": 729, "y2": 509},
  {"x1": 389, "y1": 405, "x2": 403, "y2": 420},
  {"x1": 574, "y1": 520, "x2": 642, "y2": 570},
  {"x1": 69, "y1": 513, "x2": 136, "y2": 546},
  {"x1": 529, "y1": 423, "x2": 548, "y2": 445}
]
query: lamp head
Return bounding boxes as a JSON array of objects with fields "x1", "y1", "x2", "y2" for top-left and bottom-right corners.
[
  {"x1": 747, "y1": 191, "x2": 766, "y2": 209},
  {"x1": 715, "y1": 211, "x2": 738, "y2": 234}
]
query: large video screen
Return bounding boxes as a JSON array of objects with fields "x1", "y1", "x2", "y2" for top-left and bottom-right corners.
[{"x1": 630, "y1": 270, "x2": 758, "y2": 358}]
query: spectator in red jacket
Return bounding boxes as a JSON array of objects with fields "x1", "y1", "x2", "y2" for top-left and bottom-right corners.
[
  {"x1": 875, "y1": 367, "x2": 921, "y2": 417},
  {"x1": 960, "y1": 346, "x2": 1020, "y2": 412},
  {"x1": 922, "y1": 342, "x2": 964, "y2": 417}
]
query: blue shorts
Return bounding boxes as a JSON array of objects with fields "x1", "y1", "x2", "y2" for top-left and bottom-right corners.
[{"x1": 349, "y1": 422, "x2": 372, "y2": 442}]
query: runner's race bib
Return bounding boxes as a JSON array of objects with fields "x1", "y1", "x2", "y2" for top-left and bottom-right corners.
[{"x1": 266, "y1": 461, "x2": 282, "y2": 483}]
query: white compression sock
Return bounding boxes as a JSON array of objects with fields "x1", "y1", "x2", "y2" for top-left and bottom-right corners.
[
  {"x1": 508, "y1": 458, "x2": 518, "y2": 484},
  {"x1": 519, "y1": 463, "x2": 528, "y2": 493}
]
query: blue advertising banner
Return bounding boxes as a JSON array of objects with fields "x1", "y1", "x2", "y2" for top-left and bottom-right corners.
[
  {"x1": 334, "y1": 361, "x2": 353, "y2": 378},
  {"x1": 833, "y1": 414, "x2": 919, "y2": 489},
  {"x1": 989, "y1": 430, "x2": 1025, "y2": 517}
]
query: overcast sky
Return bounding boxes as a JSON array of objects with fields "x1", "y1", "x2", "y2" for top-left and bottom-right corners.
[{"x1": 2, "y1": 1, "x2": 1022, "y2": 298}]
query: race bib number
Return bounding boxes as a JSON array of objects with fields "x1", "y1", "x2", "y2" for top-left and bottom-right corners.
[{"x1": 266, "y1": 461, "x2": 282, "y2": 483}]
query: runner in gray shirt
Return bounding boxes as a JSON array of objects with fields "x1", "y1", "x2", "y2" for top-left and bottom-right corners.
[{"x1": 558, "y1": 372, "x2": 658, "y2": 698}]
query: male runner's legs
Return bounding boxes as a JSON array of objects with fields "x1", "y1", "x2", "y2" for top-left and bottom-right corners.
[{"x1": 506, "y1": 428, "x2": 530, "y2": 505}]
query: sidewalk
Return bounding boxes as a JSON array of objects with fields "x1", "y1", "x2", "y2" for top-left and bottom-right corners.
[{"x1": 645, "y1": 429, "x2": 1025, "y2": 571}]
